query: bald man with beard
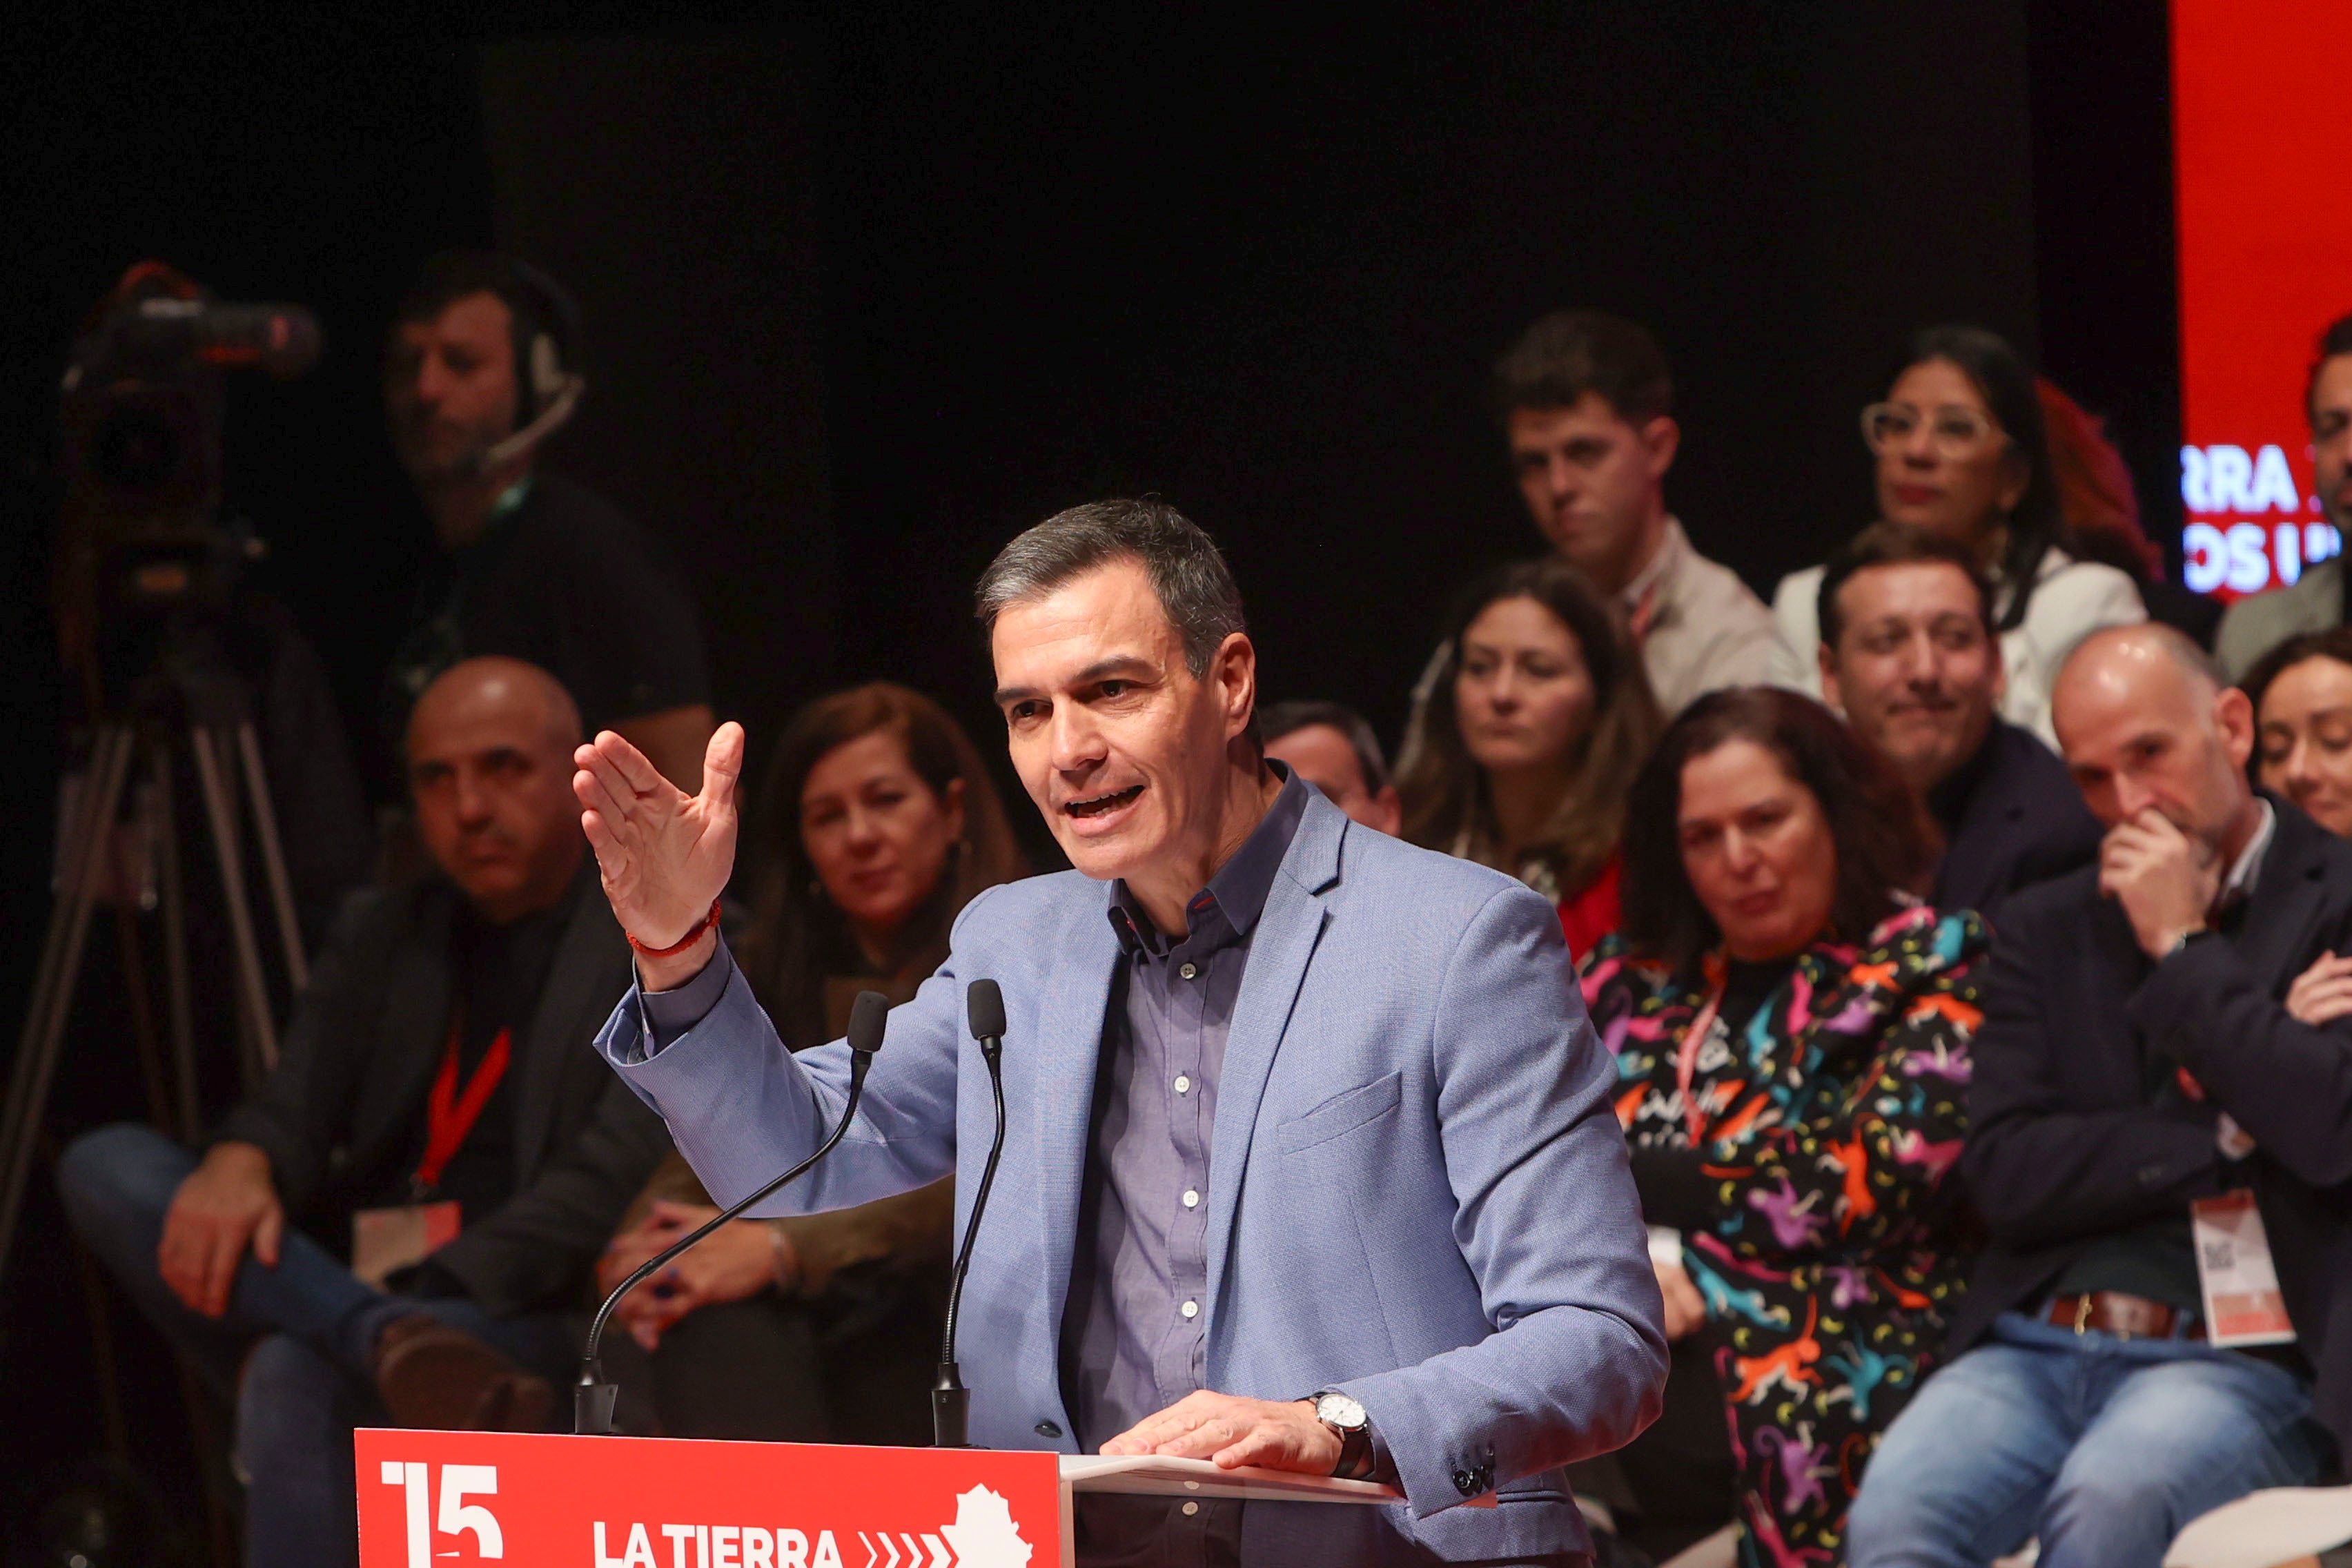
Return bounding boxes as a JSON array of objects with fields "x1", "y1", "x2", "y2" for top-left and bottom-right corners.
[
  {"x1": 57, "y1": 658, "x2": 669, "y2": 1568},
  {"x1": 1849, "y1": 625, "x2": 2352, "y2": 1568}
]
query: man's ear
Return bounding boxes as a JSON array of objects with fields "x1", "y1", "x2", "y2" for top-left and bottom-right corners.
[
  {"x1": 2214, "y1": 684, "x2": 2256, "y2": 772},
  {"x1": 1817, "y1": 640, "x2": 1844, "y2": 715},
  {"x1": 1214, "y1": 631, "x2": 1257, "y2": 741},
  {"x1": 1640, "y1": 415, "x2": 1681, "y2": 482}
]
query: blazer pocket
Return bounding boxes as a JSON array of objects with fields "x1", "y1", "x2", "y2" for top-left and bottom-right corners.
[{"x1": 1277, "y1": 1071, "x2": 1403, "y2": 1155}]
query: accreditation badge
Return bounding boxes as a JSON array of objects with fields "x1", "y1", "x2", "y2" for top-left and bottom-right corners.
[{"x1": 2191, "y1": 1190, "x2": 2297, "y2": 1348}]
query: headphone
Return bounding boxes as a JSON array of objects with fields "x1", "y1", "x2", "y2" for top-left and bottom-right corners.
[{"x1": 467, "y1": 257, "x2": 586, "y2": 476}]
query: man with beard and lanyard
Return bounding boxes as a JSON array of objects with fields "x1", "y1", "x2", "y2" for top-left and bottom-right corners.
[{"x1": 575, "y1": 500, "x2": 1667, "y2": 1566}]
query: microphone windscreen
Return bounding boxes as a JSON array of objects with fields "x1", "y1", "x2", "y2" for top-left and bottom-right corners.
[
  {"x1": 966, "y1": 978, "x2": 1006, "y2": 1043},
  {"x1": 847, "y1": 990, "x2": 890, "y2": 1055}
]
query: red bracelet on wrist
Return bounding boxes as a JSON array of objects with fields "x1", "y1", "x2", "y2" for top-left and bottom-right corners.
[{"x1": 627, "y1": 899, "x2": 723, "y2": 959}]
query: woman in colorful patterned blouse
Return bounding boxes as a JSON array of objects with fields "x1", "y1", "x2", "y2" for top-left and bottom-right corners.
[
  {"x1": 1396, "y1": 556, "x2": 1663, "y2": 957},
  {"x1": 1582, "y1": 687, "x2": 1989, "y2": 1567}
]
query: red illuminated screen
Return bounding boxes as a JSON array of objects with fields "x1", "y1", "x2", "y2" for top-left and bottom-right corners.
[{"x1": 2173, "y1": 0, "x2": 2352, "y2": 598}]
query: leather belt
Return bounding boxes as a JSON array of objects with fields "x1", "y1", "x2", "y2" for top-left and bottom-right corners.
[{"x1": 2046, "y1": 1291, "x2": 2205, "y2": 1342}]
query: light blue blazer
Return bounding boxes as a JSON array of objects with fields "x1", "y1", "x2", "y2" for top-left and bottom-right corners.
[{"x1": 595, "y1": 789, "x2": 1666, "y2": 1560}]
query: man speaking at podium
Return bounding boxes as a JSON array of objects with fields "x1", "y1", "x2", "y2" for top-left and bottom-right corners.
[{"x1": 578, "y1": 500, "x2": 1666, "y2": 1564}]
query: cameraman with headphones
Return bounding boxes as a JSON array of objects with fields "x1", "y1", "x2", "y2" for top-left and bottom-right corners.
[{"x1": 382, "y1": 251, "x2": 714, "y2": 790}]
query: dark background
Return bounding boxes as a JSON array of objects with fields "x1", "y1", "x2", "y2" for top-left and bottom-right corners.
[{"x1": 0, "y1": 1, "x2": 2177, "y2": 1549}]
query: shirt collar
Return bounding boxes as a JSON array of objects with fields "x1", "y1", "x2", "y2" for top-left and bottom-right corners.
[
  {"x1": 2219, "y1": 797, "x2": 2276, "y2": 908},
  {"x1": 1617, "y1": 514, "x2": 1686, "y2": 614},
  {"x1": 1925, "y1": 719, "x2": 2004, "y2": 833},
  {"x1": 1106, "y1": 763, "x2": 1310, "y2": 957}
]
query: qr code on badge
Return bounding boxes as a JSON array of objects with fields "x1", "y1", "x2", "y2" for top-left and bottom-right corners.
[{"x1": 2202, "y1": 1237, "x2": 2235, "y2": 1270}]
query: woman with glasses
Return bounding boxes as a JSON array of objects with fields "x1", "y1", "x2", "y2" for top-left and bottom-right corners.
[{"x1": 1774, "y1": 324, "x2": 2144, "y2": 744}]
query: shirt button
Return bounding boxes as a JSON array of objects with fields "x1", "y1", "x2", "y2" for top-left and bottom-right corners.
[
  {"x1": 1179, "y1": 961, "x2": 1198, "y2": 979},
  {"x1": 1175, "y1": 1075, "x2": 1191, "y2": 1095},
  {"x1": 1182, "y1": 1189, "x2": 1199, "y2": 1208},
  {"x1": 1181, "y1": 1299, "x2": 1199, "y2": 1319},
  {"x1": 1035, "y1": 1420, "x2": 1062, "y2": 1439},
  {"x1": 1182, "y1": 1502, "x2": 1199, "y2": 1516}
]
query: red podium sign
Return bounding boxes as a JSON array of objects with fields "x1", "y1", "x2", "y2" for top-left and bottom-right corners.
[{"x1": 354, "y1": 1429, "x2": 1068, "y2": 1568}]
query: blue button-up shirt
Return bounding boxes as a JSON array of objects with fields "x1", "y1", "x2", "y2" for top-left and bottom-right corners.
[{"x1": 1057, "y1": 766, "x2": 1309, "y2": 1453}]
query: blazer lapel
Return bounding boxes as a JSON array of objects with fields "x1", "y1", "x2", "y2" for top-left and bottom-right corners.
[
  {"x1": 1202, "y1": 799, "x2": 1344, "y2": 1322},
  {"x1": 2235, "y1": 801, "x2": 2329, "y2": 995},
  {"x1": 361, "y1": 888, "x2": 455, "y2": 1170},
  {"x1": 1030, "y1": 898, "x2": 1119, "y2": 1339},
  {"x1": 513, "y1": 885, "x2": 629, "y2": 1180}
]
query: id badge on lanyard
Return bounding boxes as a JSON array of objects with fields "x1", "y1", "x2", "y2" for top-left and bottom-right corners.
[
  {"x1": 351, "y1": 1017, "x2": 511, "y2": 1289},
  {"x1": 2192, "y1": 1189, "x2": 2297, "y2": 1349}
]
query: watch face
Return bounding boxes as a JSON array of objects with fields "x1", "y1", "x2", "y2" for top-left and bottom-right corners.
[{"x1": 1315, "y1": 1393, "x2": 1368, "y2": 1430}]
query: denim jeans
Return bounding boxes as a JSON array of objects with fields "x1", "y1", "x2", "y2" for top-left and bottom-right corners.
[
  {"x1": 1846, "y1": 1310, "x2": 2334, "y2": 1568},
  {"x1": 57, "y1": 1123, "x2": 578, "y2": 1568}
]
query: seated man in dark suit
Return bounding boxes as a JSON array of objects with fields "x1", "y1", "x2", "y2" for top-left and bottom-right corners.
[
  {"x1": 1818, "y1": 521, "x2": 2101, "y2": 925},
  {"x1": 57, "y1": 657, "x2": 669, "y2": 1568},
  {"x1": 1848, "y1": 625, "x2": 2349, "y2": 1568}
]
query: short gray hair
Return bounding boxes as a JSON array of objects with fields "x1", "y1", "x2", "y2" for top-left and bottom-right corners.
[{"x1": 974, "y1": 498, "x2": 1247, "y2": 676}]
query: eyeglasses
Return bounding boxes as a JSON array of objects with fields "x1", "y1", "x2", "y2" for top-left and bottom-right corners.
[{"x1": 1861, "y1": 402, "x2": 2003, "y2": 458}]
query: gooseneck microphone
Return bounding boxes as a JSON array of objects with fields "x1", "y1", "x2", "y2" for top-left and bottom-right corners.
[
  {"x1": 933, "y1": 979, "x2": 1008, "y2": 1448},
  {"x1": 575, "y1": 989, "x2": 890, "y2": 1434}
]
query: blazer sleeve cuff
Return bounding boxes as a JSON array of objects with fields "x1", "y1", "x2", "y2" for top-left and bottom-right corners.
[
  {"x1": 1334, "y1": 1372, "x2": 1492, "y2": 1518},
  {"x1": 609, "y1": 937, "x2": 737, "y2": 1063}
]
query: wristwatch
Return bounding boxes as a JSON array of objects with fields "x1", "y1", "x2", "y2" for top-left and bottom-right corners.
[
  {"x1": 1304, "y1": 1391, "x2": 1374, "y2": 1480},
  {"x1": 2164, "y1": 925, "x2": 2216, "y2": 961}
]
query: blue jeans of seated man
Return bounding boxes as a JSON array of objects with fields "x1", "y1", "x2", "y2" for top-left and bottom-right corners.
[
  {"x1": 57, "y1": 1123, "x2": 578, "y2": 1568},
  {"x1": 1846, "y1": 1310, "x2": 2334, "y2": 1568}
]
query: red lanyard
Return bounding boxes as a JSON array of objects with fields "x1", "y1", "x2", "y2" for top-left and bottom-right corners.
[
  {"x1": 414, "y1": 1016, "x2": 512, "y2": 1196},
  {"x1": 1674, "y1": 956, "x2": 1729, "y2": 1146}
]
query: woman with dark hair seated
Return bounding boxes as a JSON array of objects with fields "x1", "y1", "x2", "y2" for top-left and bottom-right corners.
[
  {"x1": 2244, "y1": 629, "x2": 2352, "y2": 1038},
  {"x1": 1775, "y1": 324, "x2": 2144, "y2": 744},
  {"x1": 597, "y1": 683, "x2": 1025, "y2": 1443},
  {"x1": 1580, "y1": 687, "x2": 1988, "y2": 1567},
  {"x1": 2245, "y1": 627, "x2": 2352, "y2": 841},
  {"x1": 1395, "y1": 556, "x2": 1663, "y2": 956}
]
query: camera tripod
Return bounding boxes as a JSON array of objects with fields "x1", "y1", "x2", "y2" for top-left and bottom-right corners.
[{"x1": 0, "y1": 661, "x2": 308, "y2": 1289}]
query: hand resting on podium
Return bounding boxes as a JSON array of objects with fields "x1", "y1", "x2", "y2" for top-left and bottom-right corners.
[{"x1": 1099, "y1": 1390, "x2": 1343, "y2": 1476}]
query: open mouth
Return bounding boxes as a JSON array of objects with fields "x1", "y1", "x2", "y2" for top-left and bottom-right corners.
[{"x1": 1064, "y1": 784, "x2": 1144, "y2": 820}]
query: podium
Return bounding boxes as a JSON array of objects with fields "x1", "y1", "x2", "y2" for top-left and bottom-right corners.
[{"x1": 354, "y1": 1429, "x2": 1402, "y2": 1568}]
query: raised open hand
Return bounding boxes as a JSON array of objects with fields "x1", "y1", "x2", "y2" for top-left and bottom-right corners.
[{"x1": 574, "y1": 722, "x2": 745, "y2": 981}]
